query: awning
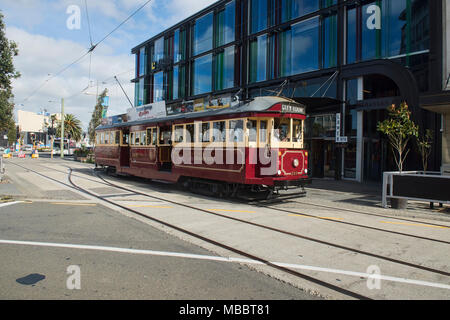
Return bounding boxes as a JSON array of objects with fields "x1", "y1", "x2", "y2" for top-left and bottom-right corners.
[{"x1": 291, "y1": 97, "x2": 343, "y2": 113}]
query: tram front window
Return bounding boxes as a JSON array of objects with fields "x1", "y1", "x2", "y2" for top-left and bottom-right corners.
[
  {"x1": 292, "y1": 119, "x2": 303, "y2": 143},
  {"x1": 274, "y1": 118, "x2": 291, "y2": 142},
  {"x1": 248, "y1": 120, "x2": 257, "y2": 142}
]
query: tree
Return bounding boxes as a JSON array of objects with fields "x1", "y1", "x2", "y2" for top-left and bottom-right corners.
[
  {"x1": 0, "y1": 12, "x2": 20, "y2": 132},
  {"x1": 56, "y1": 114, "x2": 82, "y2": 142},
  {"x1": 88, "y1": 89, "x2": 108, "y2": 143},
  {"x1": 6, "y1": 118, "x2": 16, "y2": 146},
  {"x1": 377, "y1": 102, "x2": 419, "y2": 173},
  {"x1": 416, "y1": 129, "x2": 433, "y2": 172}
]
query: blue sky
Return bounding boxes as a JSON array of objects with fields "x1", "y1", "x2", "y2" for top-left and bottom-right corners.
[{"x1": 2, "y1": 0, "x2": 216, "y2": 130}]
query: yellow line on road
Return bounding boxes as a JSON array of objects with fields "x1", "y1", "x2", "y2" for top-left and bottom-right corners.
[
  {"x1": 51, "y1": 202, "x2": 97, "y2": 206},
  {"x1": 380, "y1": 221, "x2": 450, "y2": 230},
  {"x1": 208, "y1": 209, "x2": 257, "y2": 213}
]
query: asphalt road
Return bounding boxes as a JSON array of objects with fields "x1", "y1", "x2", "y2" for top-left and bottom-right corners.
[{"x1": 0, "y1": 200, "x2": 317, "y2": 300}]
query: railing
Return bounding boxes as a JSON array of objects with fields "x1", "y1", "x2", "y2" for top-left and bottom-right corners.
[{"x1": 382, "y1": 171, "x2": 450, "y2": 208}]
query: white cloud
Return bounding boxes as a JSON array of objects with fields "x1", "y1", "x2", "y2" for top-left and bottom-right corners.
[{"x1": 7, "y1": 26, "x2": 134, "y2": 131}]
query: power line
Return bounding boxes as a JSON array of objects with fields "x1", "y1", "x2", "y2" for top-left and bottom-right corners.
[
  {"x1": 84, "y1": 0, "x2": 94, "y2": 47},
  {"x1": 21, "y1": 0, "x2": 153, "y2": 104}
]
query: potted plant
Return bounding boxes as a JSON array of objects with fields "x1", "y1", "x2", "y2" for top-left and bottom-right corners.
[
  {"x1": 416, "y1": 129, "x2": 433, "y2": 173},
  {"x1": 377, "y1": 102, "x2": 418, "y2": 209}
]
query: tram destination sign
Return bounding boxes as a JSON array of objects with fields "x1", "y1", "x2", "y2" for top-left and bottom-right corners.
[{"x1": 281, "y1": 104, "x2": 305, "y2": 115}]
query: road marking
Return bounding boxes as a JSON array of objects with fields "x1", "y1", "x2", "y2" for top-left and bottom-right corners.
[
  {"x1": 51, "y1": 202, "x2": 97, "y2": 206},
  {"x1": 208, "y1": 209, "x2": 257, "y2": 213},
  {"x1": 0, "y1": 201, "x2": 22, "y2": 208},
  {"x1": 380, "y1": 221, "x2": 450, "y2": 230},
  {"x1": 0, "y1": 239, "x2": 449, "y2": 291},
  {"x1": 128, "y1": 205, "x2": 172, "y2": 209},
  {"x1": 289, "y1": 214, "x2": 343, "y2": 221}
]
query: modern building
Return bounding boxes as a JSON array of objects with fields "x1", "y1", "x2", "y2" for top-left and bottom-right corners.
[{"x1": 130, "y1": 0, "x2": 448, "y2": 182}]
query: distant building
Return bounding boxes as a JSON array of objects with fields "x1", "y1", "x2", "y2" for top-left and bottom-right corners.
[{"x1": 16, "y1": 110, "x2": 61, "y2": 146}]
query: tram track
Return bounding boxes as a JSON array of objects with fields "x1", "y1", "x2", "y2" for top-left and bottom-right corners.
[
  {"x1": 89, "y1": 169, "x2": 450, "y2": 278},
  {"x1": 4, "y1": 160, "x2": 372, "y2": 300},
  {"x1": 6, "y1": 160, "x2": 450, "y2": 279}
]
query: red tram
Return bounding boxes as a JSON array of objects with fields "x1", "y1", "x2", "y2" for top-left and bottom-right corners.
[{"x1": 94, "y1": 96, "x2": 310, "y2": 199}]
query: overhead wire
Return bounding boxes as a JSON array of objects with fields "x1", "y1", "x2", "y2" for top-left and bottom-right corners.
[{"x1": 21, "y1": 0, "x2": 153, "y2": 104}]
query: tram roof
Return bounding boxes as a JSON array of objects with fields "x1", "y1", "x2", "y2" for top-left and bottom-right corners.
[{"x1": 96, "y1": 96, "x2": 306, "y2": 131}]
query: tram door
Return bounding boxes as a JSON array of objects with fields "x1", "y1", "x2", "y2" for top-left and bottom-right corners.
[
  {"x1": 157, "y1": 126, "x2": 172, "y2": 171},
  {"x1": 120, "y1": 130, "x2": 130, "y2": 167}
]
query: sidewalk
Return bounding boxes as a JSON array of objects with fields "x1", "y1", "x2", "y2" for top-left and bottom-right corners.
[{"x1": 304, "y1": 178, "x2": 450, "y2": 223}]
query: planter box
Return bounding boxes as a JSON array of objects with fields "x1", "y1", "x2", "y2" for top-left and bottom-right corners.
[{"x1": 392, "y1": 175, "x2": 450, "y2": 203}]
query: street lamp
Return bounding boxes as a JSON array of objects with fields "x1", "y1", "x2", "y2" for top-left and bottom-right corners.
[{"x1": 48, "y1": 99, "x2": 65, "y2": 159}]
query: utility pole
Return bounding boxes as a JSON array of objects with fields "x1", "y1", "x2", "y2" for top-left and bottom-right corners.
[{"x1": 61, "y1": 98, "x2": 65, "y2": 159}]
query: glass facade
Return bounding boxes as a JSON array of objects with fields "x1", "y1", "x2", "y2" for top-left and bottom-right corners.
[
  {"x1": 192, "y1": 54, "x2": 212, "y2": 95},
  {"x1": 250, "y1": 0, "x2": 268, "y2": 34},
  {"x1": 132, "y1": 0, "x2": 432, "y2": 108},
  {"x1": 215, "y1": 46, "x2": 235, "y2": 91},
  {"x1": 215, "y1": 0, "x2": 235, "y2": 47},
  {"x1": 280, "y1": 17, "x2": 319, "y2": 77},
  {"x1": 347, "y1": 0, "x2": 430, "y2": 63},
  {"x1": 192, "y1": 12, "x2": 213, "y2": 56},
  {"x1": 153, "y1": 71, "x2": 164, "y2": 102},
  {"x1": 249, "y1": 34, "x2": 268, "y2": 83}
]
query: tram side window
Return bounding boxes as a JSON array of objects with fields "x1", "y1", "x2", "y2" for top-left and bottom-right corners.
[
  {"x1": 212, "y1": 121, "x2": 226, "y2": 142},
  {"x1": 141, "y1": 131, "x2": 146, "y2": 146},
  {"x1": 130, "y1": 132, "x2": 135, "y2": 145},
  {"x1": 186, "y1": 124, "x2": 195, "y2": 143},
  {"x1": 293, "y1": 120, "x2": 303, "y2": 143},
  {"x1": 135, "y1": 132, "x2": 140, "y2": 145},
  {"x1": 96, "y1": 133, "x2": 100, "y2": 145},
  {"x1": 115, "y1": 131, "x2": 120, "y2": 145},
  {"x1": 110, "y1": 132, "x2": 115, "y2": 145},
  {"x1": 100, "y1": 133, "x2": 104, "y2": 145},
  {"x1": 248, "y1": 120, "x2": 257, "y2": 142},
  {"x1": 274, "y1": 118, "x2": 291, "y2": 142},
  {"x1": 229, "y1": 120, "x2": 244, "y2": 142},
  {"x1": 146, "y1": 129, "x2": 153, "y2": 145},
  {"x1": 201, "y1": 122, "x2": 210, "y2": 142},
  {"x1": 260, "y1": 120, "x2": 268, "y2": 143},
  {"x1": 122, "y1": 132, "x2": 129, "y2": 145},
  {"x1": 152, "y1": 128, "x2": 158, "y2": 145},
  {"x1": 174, "y1": 125, "x2": 184, "y2": 143}
]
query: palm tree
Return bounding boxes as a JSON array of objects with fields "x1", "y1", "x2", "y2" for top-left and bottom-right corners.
[{"x1": 57, "y1": 114, "x2": 82, "y2": 142}]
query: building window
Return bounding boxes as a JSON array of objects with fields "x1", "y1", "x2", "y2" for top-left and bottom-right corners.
[
  {"x1": 192, "y1": 54, "x2": 212, "y2": 95},
  {"x1": 322, "y1": 13, "x2": 337, "y2": 69},
  {"x1": 135, "y1": 77, "x2": 145, "y2": 106},
  {"x1": 346, "y1": 7, "x2": 357, "y2": 64},
  {"x1": 250, "y1": 0, "x2": 268, "y2": 34},
  {"x1": 193, "y1": 12, "x2": 213, "y2": 56},
  {"x1": 249, "y1": 34, "x2": 268, "y2": 83},
  {"x1": 281, "y1": 0, "x2": 319, "y2": 23},
  {"x1": 215, "y1": 0, "x2": 236, "y2": 47},
  {"x1": 153, "y1": 71, "x2": 164, "y2": 102},
  {"x1": 215, "y1": 46, "x2": 235, "y2": 91},
  {"x1": 137, "y1": 47, "x2": 147, "y2": 77},
  {"x1": 154, "y1": 37, "x2": 164, "y2": 65},
  {"x1": 280, "y1": 17, "x2": 319, "y2": 77},
  {"x1": 173, "y1": 29, "x2": 186, "y2": 63},
  {"x1": 346, "y1": 0, "x2": 430, "y2": 64}
]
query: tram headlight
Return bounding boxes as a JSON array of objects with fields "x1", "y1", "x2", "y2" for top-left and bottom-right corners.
[
  {"x1": 293, "y1": 158, "x2": 299, "y2": 168},
  {"x1": 277, "y1": 170, "x2": 282, "y2": 176}
]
